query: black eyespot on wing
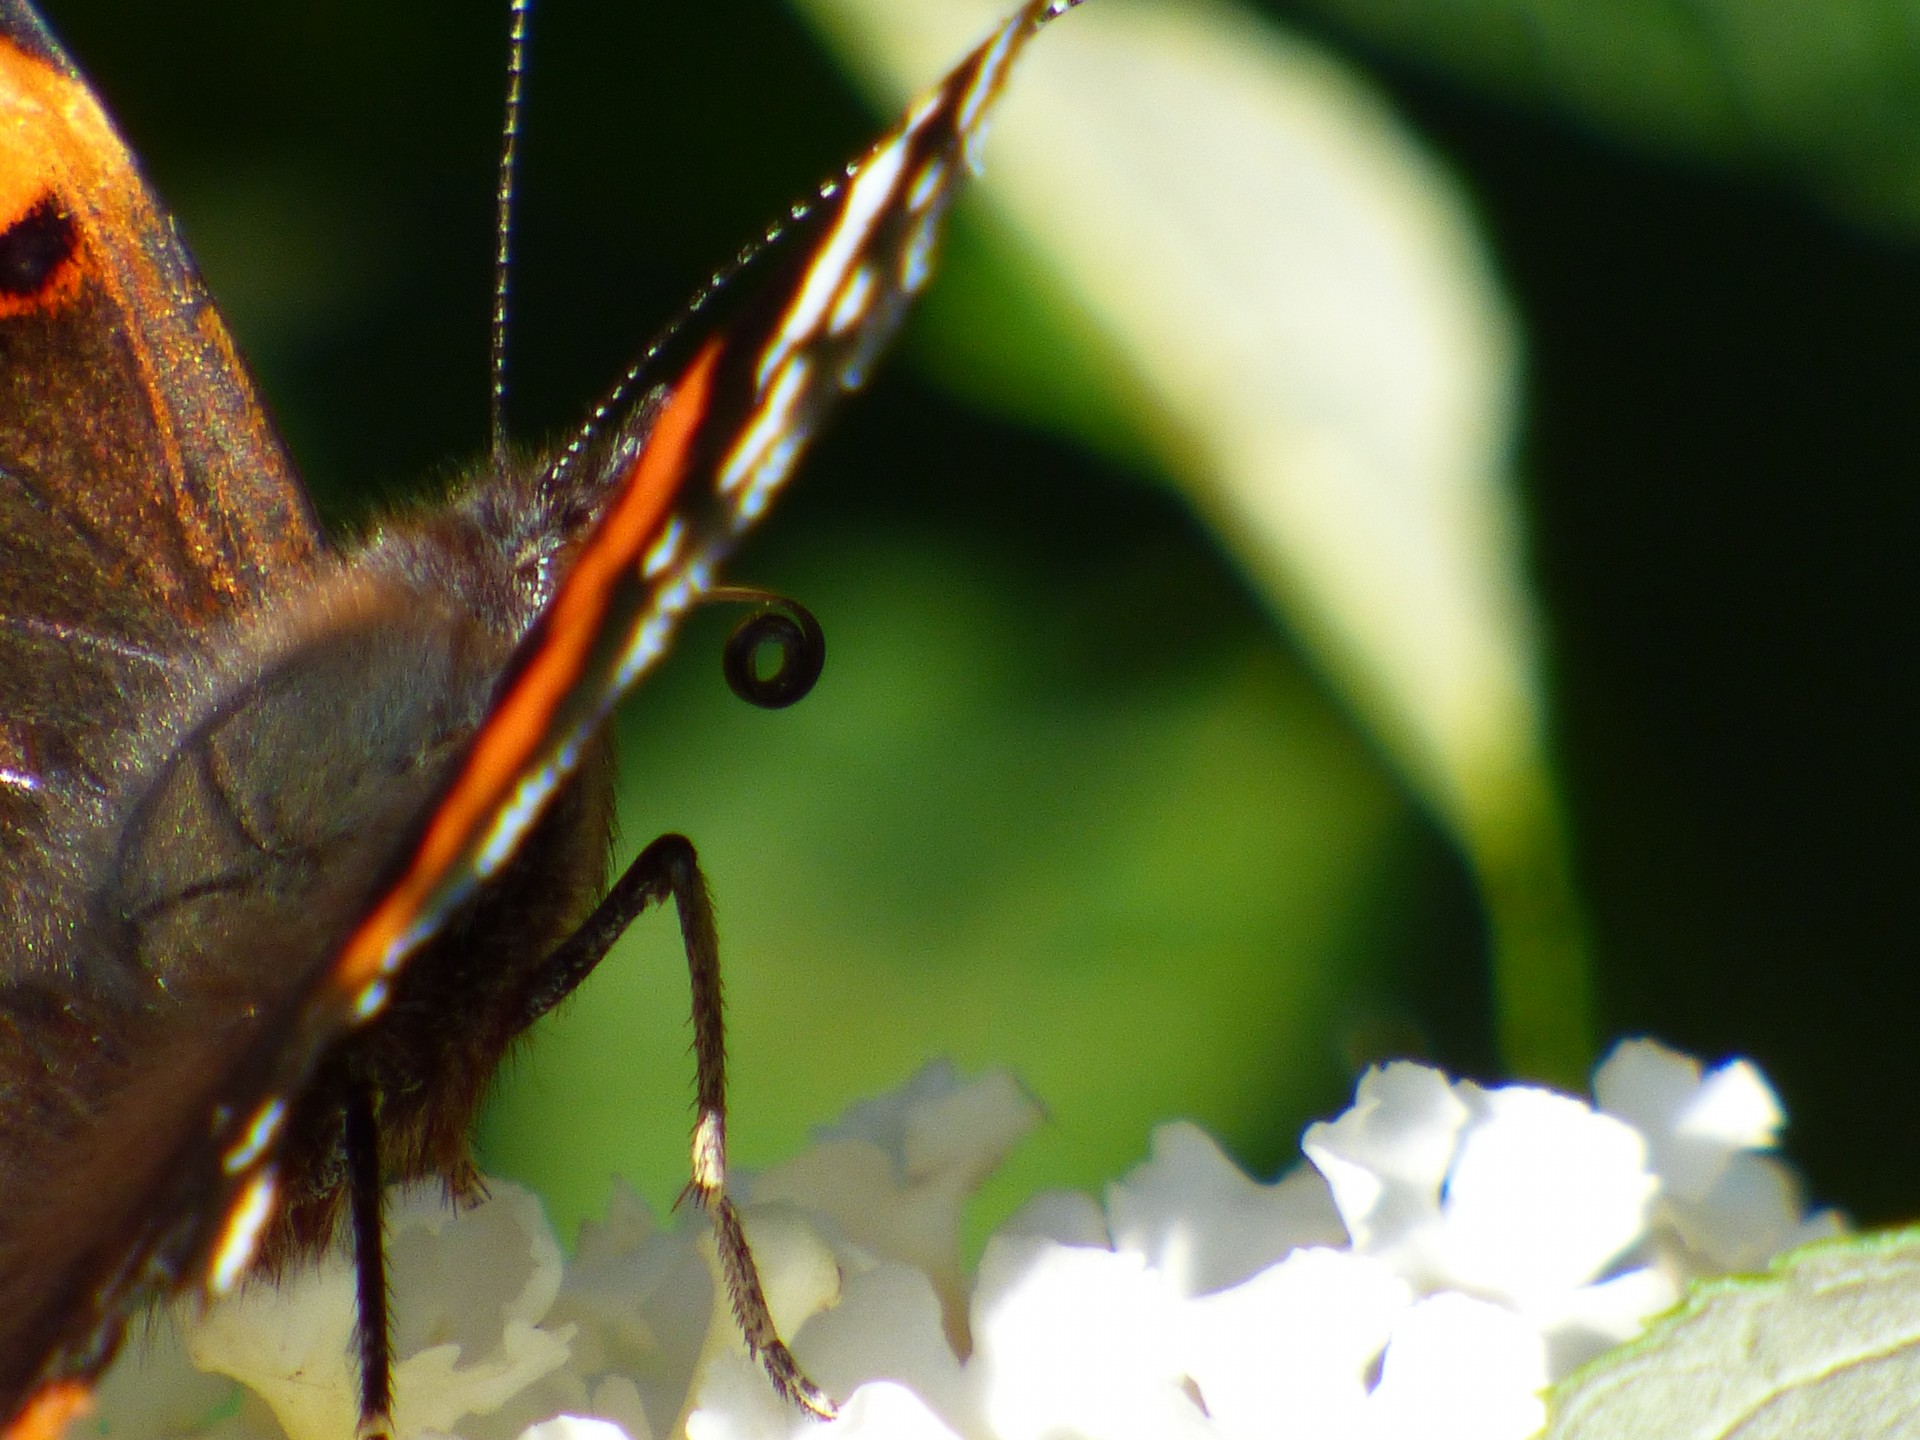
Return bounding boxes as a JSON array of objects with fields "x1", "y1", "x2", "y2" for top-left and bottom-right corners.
[{"x1": 0, "y1": 195, "x2": 76, "y2": 309}]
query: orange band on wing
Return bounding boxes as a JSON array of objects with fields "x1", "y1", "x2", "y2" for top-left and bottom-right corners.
[
  {"x1": 0, "y1": 38, "x2": 66, "y2": 227},
  {"x1": 333, "y1": 340, "x2": 724, "y2": 994},
  {"x1": 3, "y1": 1381, "x2": 92, "y2": 1440}
]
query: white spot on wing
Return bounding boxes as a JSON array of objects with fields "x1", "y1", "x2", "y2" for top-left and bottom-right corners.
[
  {"x1": 377, "y1": 913, "x2": 447, "y2": 978},
  {"x1": 476, "y1": 761, "x2": 567, "y2": 876},
  {"x1": 903, "y1": 92, "x2": 942, "y2": 135},
  {"x1": 614, "y1": 613, "x2": 674, "y2": 692},
  {"x1": 827, "y1": 263, "x2": 875, "y2": 337},
  {"x1": 899, "y1": 215, "x2": 939, "y2": 295},
  {"x1": 758, "y1": 136, "x2": 909, "y2": 389},
  {"x1": 210, "y1": 1169, "x2": 278, "y2": 1295},
  {"x1": 614, "y1": 559, "x2": 715, "y2": 691},
  {"x1": 736, "y1": 432, "x2": 805, "y2": 523},
  {"x1": 838, "y1": 326, "x2": 889, "y2": 394},
  {"x1": 222, "y1": 1099, "x2": 287, "y2": 1175},
  {"x1": 640, "y1": 516, "x2": 685, "y2": 579},
  {"x1": 354, "y1": 979, "x2": 389, "y2": 1021},
  {"x1": 906, "y1": 157, "x2": 948, "y2": 214},
  {"x1": 719, "y1": 356, "x2": 811, "y2": 496},
  {"x1": 957, "y1": 16, "x2": 1023, "y2": 138}
]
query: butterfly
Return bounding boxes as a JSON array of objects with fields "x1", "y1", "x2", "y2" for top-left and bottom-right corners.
[{"x1": 0, "y1": 0, "x2": 1080, "y2": 1432}]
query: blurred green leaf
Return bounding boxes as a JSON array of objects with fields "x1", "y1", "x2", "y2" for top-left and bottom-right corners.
[
  {"x1": 481, "y1": 511, "x2": 1408, "y2": 1247},
  {"x1": 787, "y1": 0, "x2": 1591, "y2": 1079},
  {"x1": 1291, "y1": 0, "x2": 1920, "y2": 232}
]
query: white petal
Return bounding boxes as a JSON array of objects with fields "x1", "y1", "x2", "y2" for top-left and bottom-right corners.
[
  {"x1": 790, "y1": 1263, "x2": 971, "y2": 1432},
  {"x1": 810, "y1": 1062, "x2": 1040, "y2": 1180},
  {"x1": 184, "y1": 1181, "x2": 573, "y2": 1440},
  {"x1": 1182, "y1": 1246, "x2": 1410, "y2": 1439},
  {"x1": 89, "y1": 1312, "x2": 245, "y2": 1438},
  {"x1": 754, "y1": 1065, "x2": 1041, "y2": 1294},
  {"x1": 519, "y1": 1419, "x2": 635, "y2": 1440},
  {"x1": 1303, "y1": 1061, "x2": 1469, "y2": 1251},
  {"x1": 543, "y1": 1180, "x2": 712, "y2": 1423},
  {"x1": 1595, "y1": 1038, "x2": 1784, "y2": 1202},
  {"x1": 1683, "y1": 1061, "x2": 1785, "y2": 1151},
  {"x1": 1440, "y1": 1084, "x2": 1652, "y2": 1307},
  {"x1": 1109, "y1": 1122, "x2": 1345, "y2": 1296},
  {"x1": 1535, "y1": 1267, "x2": 1681, "y2": 1380},
  {"x1": 972, "y1": 1236, "x2": 1209, "y2": 1440},
  {"x1": 825, "y1": 1382, "x2": 964, "y2": 1440},
  {"x1": 1365, "y1": 1293, "x2": 1547, "y2": 1440},
  {"x1": 1666, "y1": 1152, "x2": 1814, "y2": 1274},
  {"x1": 1000, "y1": 1187, "x2": 1112, "y2": 1248}
]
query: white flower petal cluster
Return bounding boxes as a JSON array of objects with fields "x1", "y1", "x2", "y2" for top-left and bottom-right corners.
[{"x1": 85, "y1": 1042, "x2": 1838, "y2": 1440}]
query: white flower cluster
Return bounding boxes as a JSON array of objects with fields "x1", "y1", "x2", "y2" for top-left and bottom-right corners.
[{"x1": 86, "y1": 1041, "x2": 1837, "y2": 1440}]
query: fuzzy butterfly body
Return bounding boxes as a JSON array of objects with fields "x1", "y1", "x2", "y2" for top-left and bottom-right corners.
[{"x1": 0, "y1": 1, "x2": 1076, "y2": 1432}]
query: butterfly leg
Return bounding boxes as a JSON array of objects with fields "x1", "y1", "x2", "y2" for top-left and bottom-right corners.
[
  {"x1": 518, "y1": 833, "x2": 837, "y2": 1419},
  {"x1": 343, "y1": 1077, "x2": 394, "y2": 1438}
]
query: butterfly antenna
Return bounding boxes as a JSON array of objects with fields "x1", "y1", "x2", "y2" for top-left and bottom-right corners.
[
  {"x1": 489, "y1": 0, "x2": 532, "y2": 469},
  {"x1": 549, "y1": 0, "x2": 1089, "y2": 478}
]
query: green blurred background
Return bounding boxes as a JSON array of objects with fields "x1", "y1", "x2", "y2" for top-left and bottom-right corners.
[{"x1": 36, "y1": 0, "x2": 1920, "y2": 1237}]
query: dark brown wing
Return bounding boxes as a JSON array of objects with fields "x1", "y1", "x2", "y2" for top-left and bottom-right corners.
[
  {"x1": 0, "y1": 576, "x2": 504, "y2": 1422},
  {"x1": 0, "y1": 0, "x2": 322, "y2": 1426},
  {"x1": 0, "y1": 0, "x2": 320, "y2": 847},
  {"x1": 0, "y1": 1, "x2": 1074, "y2": 1431}
]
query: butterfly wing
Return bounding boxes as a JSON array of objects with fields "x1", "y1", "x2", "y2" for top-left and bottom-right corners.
[
  {"x1": 0, "y1": 0, "x2": 1071, "y2": 1428},
  {"x1": 0, "y1": 0, "x2": 320, "y2": 842},
  {"x1": 0, "y1": 586, "x2": 510, "y2": 1418},
  {"x1": 308, "y1": 0, "x2": 1064, "y2": 1037},
  {"x1": 0, "y1": 0, "x2": 324, "y2": 1421},
  {"x1": 205, "y1": 0, "x2": 1075, "y2": 1302}
]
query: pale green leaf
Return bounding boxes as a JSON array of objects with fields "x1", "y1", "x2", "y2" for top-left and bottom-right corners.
[{"x1": 1549, "y1": 1229, "x2": 1920, "y2": 1439}]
